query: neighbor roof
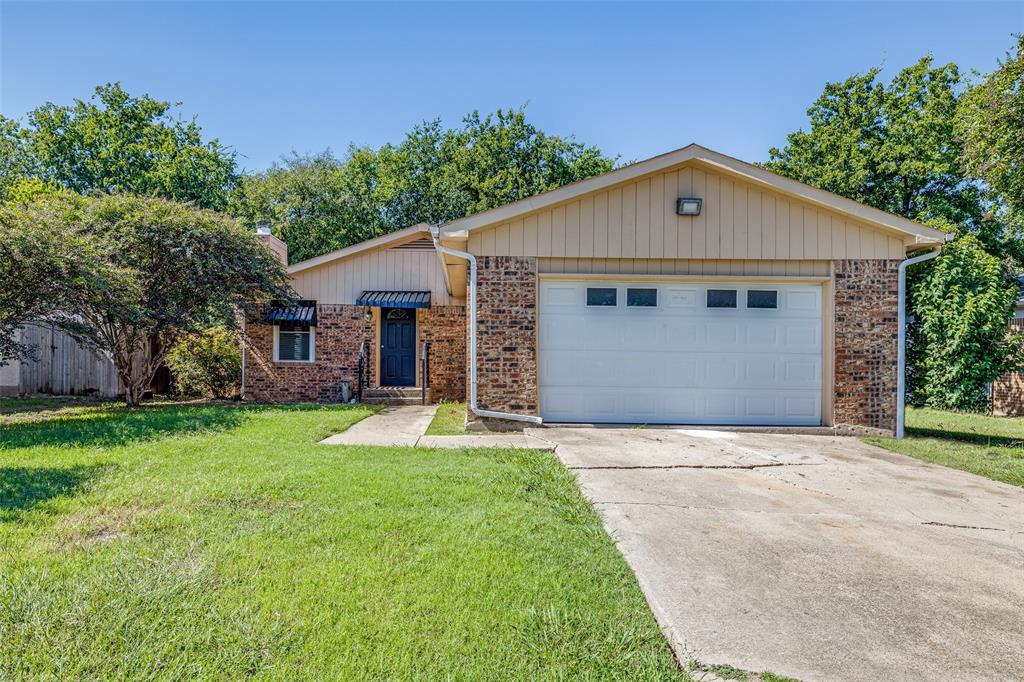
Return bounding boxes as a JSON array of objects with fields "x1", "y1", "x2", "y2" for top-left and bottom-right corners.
[{"x1": 438, "y1": 144, "x2": 949, "y2": 244}]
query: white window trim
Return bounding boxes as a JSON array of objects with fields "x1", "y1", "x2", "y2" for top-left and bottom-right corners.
[{"x1": 272, "y1": 324, "x2": 316, "y2": 363}]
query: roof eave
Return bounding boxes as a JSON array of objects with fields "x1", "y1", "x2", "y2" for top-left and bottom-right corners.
[{"x1": 287, "y1": 223, "x2": 431, "y2": 274}]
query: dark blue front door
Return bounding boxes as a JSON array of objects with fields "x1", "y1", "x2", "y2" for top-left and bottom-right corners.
[{"x1": 381, "y1": 308, "x2": 416, "y2": 386}]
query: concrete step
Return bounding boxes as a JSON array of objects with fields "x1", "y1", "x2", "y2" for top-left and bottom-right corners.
[
  {"x1": 361, "y1": 387, "x2": 426, "y2": 405},
  {"x1": 363, "y1": 386, "x2": 420, "y2": 397},
  {"x1": 362, "y1": 396, "x2": 425, "y2": 406}
]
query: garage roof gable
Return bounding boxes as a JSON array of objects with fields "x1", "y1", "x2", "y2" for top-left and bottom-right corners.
[{"x1": 438, "y1": 144, "x2": 949, "y2": 245}]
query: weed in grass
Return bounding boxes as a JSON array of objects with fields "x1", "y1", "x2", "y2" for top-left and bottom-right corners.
[
  {"x1": 710, "y1": 663, "x2": 750, "y2": 680},
  {"x1": 759, "y1": 672, "x2": 801, "y2": 682}
]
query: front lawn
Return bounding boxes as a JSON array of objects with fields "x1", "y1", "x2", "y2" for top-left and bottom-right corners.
[
  {"x1": 0, "y1": 402, "x2": 685, "y2": 679},
  {"x1": 866, "y1": 407, "x2": 1024, "y2": 487}
]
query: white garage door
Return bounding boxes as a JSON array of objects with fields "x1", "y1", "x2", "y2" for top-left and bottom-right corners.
[{"x1": 539, "y1": 280, "x2": 823, "y2": 425}]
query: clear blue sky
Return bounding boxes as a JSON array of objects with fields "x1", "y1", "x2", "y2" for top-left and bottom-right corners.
[{"x1": 2, "y1": 2, "x2": 1021, "y2": 173}]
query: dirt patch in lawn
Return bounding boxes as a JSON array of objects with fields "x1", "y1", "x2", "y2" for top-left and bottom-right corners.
[{"x1": 54, "y1": 505, "x2": 145, "y2": 550}]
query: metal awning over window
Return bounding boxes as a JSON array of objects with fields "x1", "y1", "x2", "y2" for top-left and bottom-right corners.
[
  {"x1": 356, "y1": 291, "x2": 431, "y2": 309},
  {"x1": 265, "y1": 300, "x2": 317, "y2": 326}
]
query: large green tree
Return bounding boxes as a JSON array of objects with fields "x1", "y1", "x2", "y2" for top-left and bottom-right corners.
[
  {"x1": 958, "y1": 35, "x2": 1024, "y2": 245},
  {"x1": 0, "y1": 83, "x2": 236, "y2": 209},
  {"x1": 911, "y1": 235, "x2": 1023, "y2": 409},
  {"x1": 765, "y1": 57, "x2": 990, "y2": 237},
  {"x1": 0, "y1": 188, "x2": 107, "y2": 362},
  {"x1": 0, "y1": 193, "x2": 291, "y2": 405},
  {"x1": 229, "y1": 107, "x2": 615, "y2": 263},
  {"x1": 765, "y1": 54, "x2": 1022, "y2": 408}
]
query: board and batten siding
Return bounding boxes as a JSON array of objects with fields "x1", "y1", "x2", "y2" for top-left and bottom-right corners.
[
  {"x1": 467, "y1": 163, "x2": 906, "y2": 261},
  {"x1": 290, "y1": 247, "x2": 458, "y2": 305}
]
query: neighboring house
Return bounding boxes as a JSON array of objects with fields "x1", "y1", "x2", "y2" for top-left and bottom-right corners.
[
  {"x1": 245, "y1": 144, "x2": 948, "y2": 434},
  {"x1": 992, "y1": 281, "x2": 1024, "y2": 416}
]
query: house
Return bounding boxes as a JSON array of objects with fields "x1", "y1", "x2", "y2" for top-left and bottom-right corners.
[
  {"x1": 991, "y1": 279, "x2": 1024, "y2": 416},
  {"x1": 244, "y1": 144, "x2": 948, "y2": 434}
]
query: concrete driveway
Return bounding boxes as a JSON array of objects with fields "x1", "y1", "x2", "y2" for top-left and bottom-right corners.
[{"x1": 532, "y1": 427, "x2": 1024, "y2": 682}]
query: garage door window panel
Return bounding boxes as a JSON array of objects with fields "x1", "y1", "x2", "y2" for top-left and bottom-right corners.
[
  {"x1": 586, "y1": 287, "x2": 618, "y2": 306},
  {"x1": 747, "y1": 290, "x2": 778, "y2": 309},
  {"x1": 627, "y1": 288, "x2": 658, "y2": 307},
  {"x1": 707, "y1": 289, "x2": 737, "y2": 308}
]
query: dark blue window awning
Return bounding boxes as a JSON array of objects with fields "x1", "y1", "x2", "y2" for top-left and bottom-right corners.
[
  {"x1": 356, "y1": 291, "x2": 431, "y2": 309},
  {"x1": 265, "y1": 300, "x2": 317, "y2": 325}
]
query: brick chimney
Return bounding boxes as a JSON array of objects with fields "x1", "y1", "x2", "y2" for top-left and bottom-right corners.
[{"x1": 255, "y1": 220, "x2": 288, "y2": 266}]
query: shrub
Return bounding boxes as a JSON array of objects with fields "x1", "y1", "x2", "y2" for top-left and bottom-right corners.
[
  {"x1": 165, "y1": 328, "x2": 242, "y2": 399},
  {"x1": 911, "y1": 235, "x2": 1024, "y2": 410}
]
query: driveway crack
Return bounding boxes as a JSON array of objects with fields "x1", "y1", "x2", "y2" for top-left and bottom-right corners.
[
  {"x1": 592, "y1": 500, "x2": 844, "y2": 517},
  {"x1": 920, "y1": 520, "x2": 1007, "y2": 532},
  {"x1": 568, "y1": 462, "x2": 824, "y2": 471}
]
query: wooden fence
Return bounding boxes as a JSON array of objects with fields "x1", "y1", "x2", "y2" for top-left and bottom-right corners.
[{"x1": 1, "y1": 325, "x2": 120, "y2": 397}]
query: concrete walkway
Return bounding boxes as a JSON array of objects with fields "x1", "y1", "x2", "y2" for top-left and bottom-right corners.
[
  {"x1": 320, "y1": 405, "x2": 437, "y2": 446},
  {"x1": 320, "y1": 405, "x2": 554, "y2": 450}
]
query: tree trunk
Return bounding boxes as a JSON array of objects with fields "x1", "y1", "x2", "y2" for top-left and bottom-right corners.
[{"x1": 124, "y1": 380, "x2": 145, "y2": 407}]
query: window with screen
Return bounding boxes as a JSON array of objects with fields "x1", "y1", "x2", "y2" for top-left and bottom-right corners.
[
  {"x1": 747, "y1": 290, "x2": 778, "y2": 309},
  {"x1": 627, "y1": 288, "x2": 658, "y2": 307},
  {"x1": 277, "y1": 325, "x2": 313, "y2": 361},
  {"x1": 586, "y1": 287, "x2": 617, "y2": 306},
  {"x1": 706, "y1": 289, "x2": 737, "y2": 308}
]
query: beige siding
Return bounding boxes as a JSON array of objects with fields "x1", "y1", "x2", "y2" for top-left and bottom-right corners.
[
  {"x1": 290, "y1": 247, "x2": 457, "y2": 305},
  {"x1": 539, "y1": 258, "x2": 830, "y2": 277},
  {"x1": 468, "y1": 162, "x2": 907, "y2": 260}
]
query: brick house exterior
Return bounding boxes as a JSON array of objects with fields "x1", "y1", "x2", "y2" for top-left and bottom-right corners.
[
  {"x1": 418, "y1": 305, "x2": 468, "y2": 403},
  {"x1": 245, "y1": 145, "x2": 948, "y2": 435},
  {"x1": 474, "y1": 257, "x2": 539, "y2": 416},
  {"x1": 832, "y1": 259, "x2": 900, "y2": 431},
  {"x1": 246, "y1": 305, "x2": 373, "y2": 403},
  {"x1": 992, "y1": 317, "x2": 1024, "y2": 416}
]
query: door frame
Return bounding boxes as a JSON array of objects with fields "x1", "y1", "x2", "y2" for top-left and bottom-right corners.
[{"x1": 378, "y1": 307, "x2": 417, "y2": 387}]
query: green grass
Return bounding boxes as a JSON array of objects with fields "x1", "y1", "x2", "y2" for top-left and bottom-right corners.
[
  {"x1": 0, "y1": 402, "x2": 686, "y2": 680},
  {"x1": 689, "y1": 662, "x2": 800, "y2": 682},
  {"x1": 0, "y1": 395, "x2": 108, "y2": 416},
  {"x1": 865, "y1": 407, "x2": 1024, "y2": 487},
  {"x1": 424, "y1": 401, "x2": 467, "y2": 435}
]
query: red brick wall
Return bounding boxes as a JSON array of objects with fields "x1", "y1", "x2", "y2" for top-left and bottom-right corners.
[
  {"x1": 992, "y1": 318, "x2": 1024, "y2": 416},
  {"x1": 833, "y1": 259, "x2": 901, "y2": 433},
  {"x1": 245, "y1": 304, "x2": 373, "y2": 402},
  {"x1": 473, "y1": 256, "x2": 538, "y2": 417},
  {"x1": 419, "y1": 305, "x2": 467, "y2": 403}
]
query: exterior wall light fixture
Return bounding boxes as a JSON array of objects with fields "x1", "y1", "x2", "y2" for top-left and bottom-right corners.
[{"x1": 676, "y1": 197, "x2": 702, "y2": 216}]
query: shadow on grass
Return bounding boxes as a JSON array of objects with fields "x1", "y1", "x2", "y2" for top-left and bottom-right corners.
[
  {"x1": 0, "y1": 464, "x2": 107, "y2": 511},
  {"x1": 906, "y1": 427, "x2": 1024, "y2": 450},
  {"x1": 0, "y1": 404, "x2": 247, "y2": 450}
]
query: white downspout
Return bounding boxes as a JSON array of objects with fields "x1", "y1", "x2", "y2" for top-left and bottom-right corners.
[
  {"x1": 430, "y1": 226, "x2": 543, "y2": 425},
  {"x1": 897, "y1": 248, "x2": 941, "y2": 439}
]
